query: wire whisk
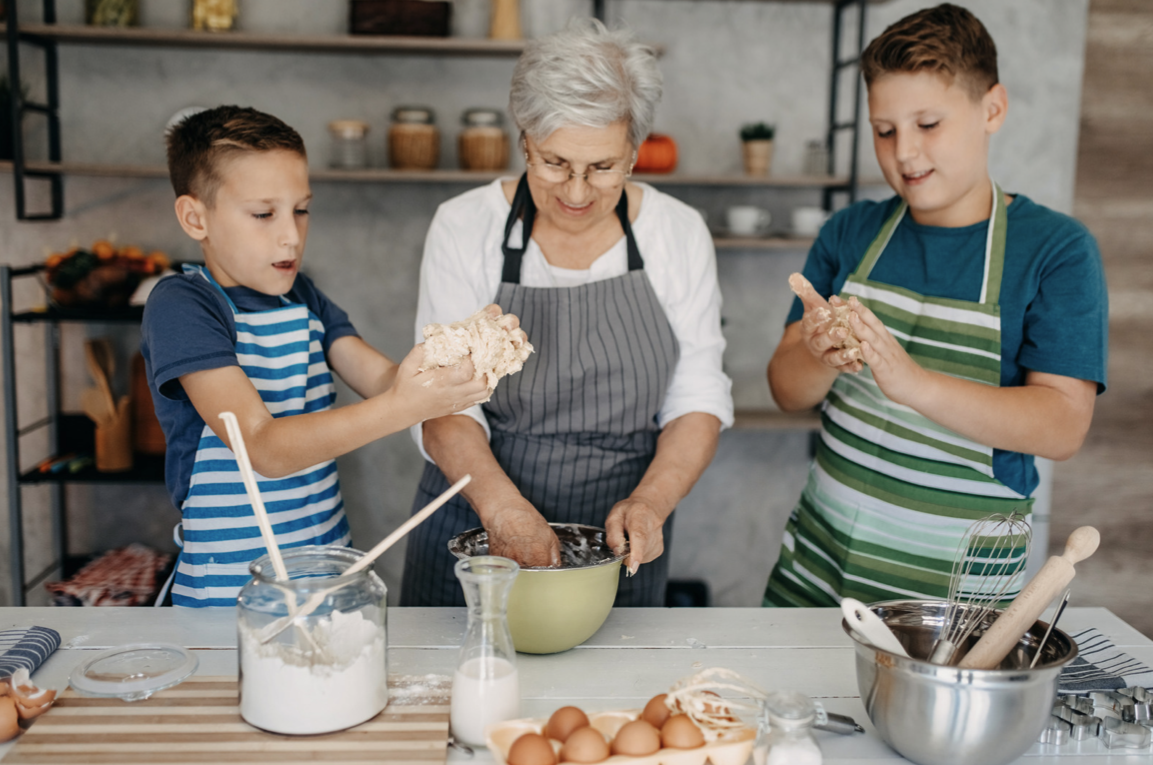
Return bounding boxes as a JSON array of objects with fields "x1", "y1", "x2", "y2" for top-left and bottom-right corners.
[{"x1": 929, "y1": 512, "x2": 1032, "y2": 665}]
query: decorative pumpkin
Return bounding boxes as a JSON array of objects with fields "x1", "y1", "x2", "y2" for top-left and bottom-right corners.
[{"x1": 634, "y1": 134, "x2": 678, "y2": 174}]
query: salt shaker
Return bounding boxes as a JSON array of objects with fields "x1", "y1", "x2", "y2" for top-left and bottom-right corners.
[
  {"x1": 761, "y1": 690, "x2": 823, "y2": 765},
  {"x1": 450, "y1": 556, "x2": 520, "y2": 745}
]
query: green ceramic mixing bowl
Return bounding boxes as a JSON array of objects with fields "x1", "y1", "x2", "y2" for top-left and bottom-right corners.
[{"x1": 447, "y1": 523, "x2": 625, "y2": 654}]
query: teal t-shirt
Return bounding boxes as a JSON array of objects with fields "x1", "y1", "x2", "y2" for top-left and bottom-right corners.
[{"x1": 786, "y1": 193, "x2": 1108, "y2": 497}]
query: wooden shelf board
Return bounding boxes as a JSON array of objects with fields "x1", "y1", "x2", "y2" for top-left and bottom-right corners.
[
  {"x1": 12, "y1": 23, "x2": 529, "y2": 56},
  {"x1": 12, "y1": 305, "x2": 146, "y2": 324},
  {"x1": 713, "y1": 236, "x2": 815, "y2": 250},
  {"x1": 732, "y1": 408, "x2": 822, "y2": 431},
  {"x1": 4, "y1": 161, "x2": 849, "y2": 189},
  {"x1": 19, "y1": 452, "x2": 165, "y2": 485}
]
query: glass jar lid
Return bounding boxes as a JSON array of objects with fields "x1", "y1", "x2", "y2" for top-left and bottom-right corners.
[
  {"x1": 462, "y1": 108, "x2": 504, "y2": 127},
  {"x1": 392, "y1": 106, "x2": 435, "y2": 124},
  {"x1": 764, "y1": 690, "x2": 816, "y2": 728},
  {"x1": 69, "y1": 643, "x2": 199, "y2": 702},
  {"x1": 328, "y1": 120, "x2": 370, "y2": 138}
]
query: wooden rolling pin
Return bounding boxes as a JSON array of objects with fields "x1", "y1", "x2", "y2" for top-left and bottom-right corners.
[{"x1": 959, "y1": 526, "x2": 1100, "y2": 670}]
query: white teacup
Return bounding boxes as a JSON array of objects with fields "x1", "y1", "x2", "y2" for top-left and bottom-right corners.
[
  {"x1": 791, "y1": 206, "x2": 830, "y2": 237},
  {"x1": 726, "y1": 206, "x2": 772, "y2": 235}
]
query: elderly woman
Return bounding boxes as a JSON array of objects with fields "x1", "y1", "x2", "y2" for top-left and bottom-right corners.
[{"x1": 400, "y1": 20, "x2": 733, "y2": 607}]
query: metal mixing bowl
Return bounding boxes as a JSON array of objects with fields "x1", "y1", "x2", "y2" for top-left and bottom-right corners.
[
  {"x1": 843, "y1": 599, "x2": 1078, "y2": 765},
  {"x1": 448, "y1": 523, "x2": 625, "y2": 654}
]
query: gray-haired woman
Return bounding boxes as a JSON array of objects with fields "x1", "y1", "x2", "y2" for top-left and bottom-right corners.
[{"x1": 400, "y1": 19, "x2": 733, "y2": 607}]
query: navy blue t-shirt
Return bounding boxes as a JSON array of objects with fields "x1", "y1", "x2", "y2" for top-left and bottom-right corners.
[
  {"x1": 140, "y1": 270, "x2": 358, "y2": 509},
  {"x1": 786, "y1": 193, "x2": 1108, "y2": 497}
]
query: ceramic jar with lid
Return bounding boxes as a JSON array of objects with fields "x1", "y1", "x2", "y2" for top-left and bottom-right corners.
[
  {"x1": 388, "y1": 106, "x2": 439, "y2": 170},
  {"x1": 328, "y1": 120, "x2": 370, "y2": 170},
  {"x1": 458, "y1": 109, "x2": 509, "y2": 171}
]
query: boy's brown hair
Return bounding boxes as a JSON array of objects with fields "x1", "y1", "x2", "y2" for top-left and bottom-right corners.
[
  {"x1": 166, "y1": 105, "x2": 306, "y2": 206},
  {"x1": 860, "y1": 3, "x2": 998, "y2": 101}
]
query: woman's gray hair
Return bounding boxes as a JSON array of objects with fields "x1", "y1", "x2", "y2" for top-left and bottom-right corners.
[{"x1": 509, "y1": 18, "x2": 663, "y2": 150}]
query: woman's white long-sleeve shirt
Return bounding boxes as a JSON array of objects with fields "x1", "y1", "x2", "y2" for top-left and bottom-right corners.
[{"x1": 412, "y1": 179, "x2": 734, "y2": 460}]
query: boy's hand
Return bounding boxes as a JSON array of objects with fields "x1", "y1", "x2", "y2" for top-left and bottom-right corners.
[
  {"x1": 391, "y1": 344, "x2": 491, "y2": 422},
  {"x1": 849, "y1": 297, "x2": 928, "y2": 406},
  {"x1": 795, "y1": 282, "x2": 863, "y2": 374}
]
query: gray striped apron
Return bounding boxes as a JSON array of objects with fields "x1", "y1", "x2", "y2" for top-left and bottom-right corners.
[
  {"x1": 765, "y1": 183, "x2": 1033, "y2": 607},
  {"x1": 401, "y1": 175, "x2": 680, "y2": 607}
]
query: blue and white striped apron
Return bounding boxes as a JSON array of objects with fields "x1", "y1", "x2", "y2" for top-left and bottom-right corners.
[{"x1": 168, "y1": 265, "x2": 351, "y2": 608}]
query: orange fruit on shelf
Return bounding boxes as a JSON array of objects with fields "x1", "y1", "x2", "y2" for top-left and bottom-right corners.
[
  {"x1": 45, "y1": 254, "x2": 65, "y2": 269},
  {"x1": 147, "y1": 251, "x2": 170, "y2": 271},
  {"x1": 92, "y1": 240, "x2": 115, "y2": 259},
  {"x1": 122, "y1": 245, "x2": 145, "y2": 260}
]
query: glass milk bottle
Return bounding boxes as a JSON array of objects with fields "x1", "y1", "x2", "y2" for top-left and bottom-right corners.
[{"x1": 450, "y1": 556, "x2": 521, "y2": 745}]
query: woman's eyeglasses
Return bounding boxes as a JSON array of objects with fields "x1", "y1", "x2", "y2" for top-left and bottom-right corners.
[{"x1": 524, "y1": 152, "x2": 635, "y2": 189}]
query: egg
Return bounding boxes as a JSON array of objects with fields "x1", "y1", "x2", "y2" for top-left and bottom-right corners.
[
  {"x1": 560, "y1": 725, "x2": 611, "y2": 763},
  {"x1": 546, "y1": 706, "x2": 590, "y2": 742},
  {"x1": 0, "y1": 697, "x2": 19, "y2": 743},
  {"x1": 508, "y1": 733, "x2": 558, "y2": 765},
  {"x1": 610, "y1": 719, "x2": 662, "y2": 756},
  {"x1": 641, "y1": 693, "x2": 671, "y2": 729},
  {"x1": 660, "y1": 714, "x2": 705, "y2": 749}
]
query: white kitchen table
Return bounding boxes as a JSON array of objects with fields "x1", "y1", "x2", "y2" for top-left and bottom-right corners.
[{"x1": 1, "y1": 606, "x2": 1150, "y2": 763}]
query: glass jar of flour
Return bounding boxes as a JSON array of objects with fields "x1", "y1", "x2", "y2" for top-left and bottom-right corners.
[{"x1": 237, "y1": 546, "x2": 388, "y2": 735}]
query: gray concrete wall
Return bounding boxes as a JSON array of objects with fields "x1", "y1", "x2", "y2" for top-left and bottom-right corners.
[{"x1": 0, "y1": 0, "x2": 1089, "y2": 607}]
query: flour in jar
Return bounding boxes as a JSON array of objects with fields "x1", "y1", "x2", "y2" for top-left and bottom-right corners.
[
  {"x1": 420, "y1": 308, "x2": 533, "y2": 400},
  {"x1": 239, "y1": 607, "x2": 387, "y2": 735}
]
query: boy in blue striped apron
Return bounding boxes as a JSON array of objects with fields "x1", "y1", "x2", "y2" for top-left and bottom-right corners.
[
  {"x1": 764, "y1": 4, "x2": 1108, "y2": 607},
  {"x1": 141, "y1": 106, "x2": 494, "y2": 607}
]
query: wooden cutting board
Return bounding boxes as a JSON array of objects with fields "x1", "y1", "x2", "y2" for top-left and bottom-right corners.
[{"x1": 7, "y1": 675, "x2": 451, "y2": 764}]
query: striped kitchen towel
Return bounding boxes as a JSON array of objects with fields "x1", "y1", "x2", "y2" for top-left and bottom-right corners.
[
  {"x1": 1059, "y1": 627, "x2": 1153, "y2": 694},
  {"x1": 0, "y1": 626, "x2": 61, "y2": 680}
]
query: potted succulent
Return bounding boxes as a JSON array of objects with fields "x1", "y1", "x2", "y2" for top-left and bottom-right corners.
[{"x1": 740, "y1": 122, "x2": 776, "y2": 177}]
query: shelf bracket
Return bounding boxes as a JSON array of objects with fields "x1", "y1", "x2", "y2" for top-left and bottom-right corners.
[
  {"x1": 824, "y1": 0, "x2": 867, "y2": 212},
  {"x1": 4, "y1": 0, "x2": 64, "y2": 221}
]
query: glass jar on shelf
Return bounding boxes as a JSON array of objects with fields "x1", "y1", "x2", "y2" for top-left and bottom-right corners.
[
  {"x1": 388, "y1": 106, "x2": 439, "y2": 170},
  {"x1": 459, "y1": 109, "x2": 509, "y2": 171},
  {"x1": 804, "y1": 139, "x2": 830, "y2": 177},
  {"x1": 237, "y1": 545, "x2": 388, "y2": 735},
  {"x1": 328, "y1": 120, "x2": 371, "y2": 170},
  {"x1": 86, "y1": 0, "x2": 138, "y2": 27}
]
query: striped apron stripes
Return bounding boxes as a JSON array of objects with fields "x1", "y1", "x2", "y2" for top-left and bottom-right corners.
[
  {"x1": 400, "y1": 175, "x2": 680, "y2": 607},
  {"x1": 764, "y1": 183, "x2": 1034, "y2": 607},
  {"x1": 169, "y1": 265, "x2": 351, "y2": 608}
]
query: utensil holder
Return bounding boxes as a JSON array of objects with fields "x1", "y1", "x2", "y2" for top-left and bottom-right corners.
[
  {"x1": 96, "y1": 396, "x2": 133, "y2": 472},
  {"x1": 459, "y1": 127, "x2": 509, "y2": 170}
]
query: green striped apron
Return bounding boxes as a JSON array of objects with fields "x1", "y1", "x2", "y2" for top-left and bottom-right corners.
[{"x1": 764, "y1": 183, "x2": 1034, "y2": 607}]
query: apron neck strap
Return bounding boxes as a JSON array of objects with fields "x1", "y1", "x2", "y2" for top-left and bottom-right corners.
[
  {"x1": 850, "y1": 180, "x2": 1007, "y2": 307},
  {"x1": 182, "y1": 263, "x2": 293, "y2": 313},
  {"x1": 500, "y1": 174, "x2": 644, "y2": 285}
]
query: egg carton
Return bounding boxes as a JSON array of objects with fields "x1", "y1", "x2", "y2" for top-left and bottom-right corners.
[{"x1": 486, "y1": 710, "x2": 758, "y2": 765}]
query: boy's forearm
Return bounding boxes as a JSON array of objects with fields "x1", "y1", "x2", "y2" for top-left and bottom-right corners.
[
  {"x1": 902, "y1": 370, "x2": 1097, "y2": 461},
  {"x1": 768, "y1": 326, "x2": 840, "y2": 411},
  {"x1": 243, "y1": 387, "x2": 425, "y2": 477}
]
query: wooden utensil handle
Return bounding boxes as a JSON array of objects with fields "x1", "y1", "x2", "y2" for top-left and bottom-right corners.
[{"x1": 959, "y1": 526, "x2": 1099, "y2": 670}]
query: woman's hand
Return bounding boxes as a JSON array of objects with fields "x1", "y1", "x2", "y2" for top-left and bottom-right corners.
[
  {"x1": 848, "y1": 298, "x2": 929, "y2": 407},
  {"x1": 387, "y1": 344, "x2": 491, "y2": 423},
  {"x1": 486, "y1": 500, "x2": 562, "y2": 568},
  {"x1": 795, "y1": 286, "x2": 863, "y2": 374},
  {"x1": 605, "y1": 496, "x2": 667, "y2": 577}
]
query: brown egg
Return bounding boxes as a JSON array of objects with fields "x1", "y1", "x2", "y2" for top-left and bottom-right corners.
[
  {"x1": 611, "y1": 719, "x2": 661, "y2": 756},
  {"x1": 546, "y1": 706, "x2": 590, "y2": 742},
  {"x1": 508, "y1": 733, "x2": 558, "y2": 765},
  {"x1": 560, "y1": 725, "x2": 610, "y2": 763},
  {"x1": 660, "y1": 714, "x2": 705, "y2": 749},
  {"x1": 0, "y1": 697, "x2": 20, "y2": 743},
  {"x1": 641, "y1": 694, "x2": 671, "y2": 729}
]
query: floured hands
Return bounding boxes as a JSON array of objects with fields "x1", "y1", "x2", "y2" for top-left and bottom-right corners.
[
  {"x1": 391, "y1": 344, "x2": 491, "y2": 422},
  {"x1": 486, "y1": 500, "x2": 562, "y2": 568},
  {"x1": 849, "y1": 299, "x2": 929, "y2": 407},
  {"x1": 790, "y1": 274, "x2": 863, "y2": 373},
  {"x1": 605, "y1": 497, "x2": 666, "y2": 577}
]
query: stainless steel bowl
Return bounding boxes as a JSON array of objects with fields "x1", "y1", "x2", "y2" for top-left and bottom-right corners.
[{"x1": 843, "y1": 599, "x2": 1078, "y2": 765}]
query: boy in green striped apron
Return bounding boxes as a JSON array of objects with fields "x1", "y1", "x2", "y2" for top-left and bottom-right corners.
[
  {"x1": 142, "y1": 106, "x2": 498, "y2": 606},
  {"x1": 764, "y1": 5, "x2": 1108, "y2": 607}
]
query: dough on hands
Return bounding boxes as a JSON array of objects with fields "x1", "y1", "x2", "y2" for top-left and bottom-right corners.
[
  {"x1": 788, "y1": 272, "x2": 860, "y2": 350},
  {"x1": 420, "y1": 308, "x2": 534, "y2": 401}
]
